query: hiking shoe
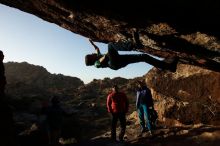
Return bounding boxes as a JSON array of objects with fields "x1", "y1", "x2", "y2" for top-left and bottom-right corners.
[
  {"x1": 141, "y1": 128, "x2": 148, "y2": 133},
  {"x1": 119, "y1": 139, "x2": 125, "y2": 143},
  {"x1": 148, "y1": 131, "x2": 153, "y2": 136},
  {"x1": 110, "y1": 137, "x2": 117, "y2": 142},
  {"x1": 138, "y1": 132, "x2": 143, "y2": 137}
]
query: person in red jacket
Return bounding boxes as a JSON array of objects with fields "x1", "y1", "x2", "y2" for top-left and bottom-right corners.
[{"x1": 107, "y1": 85, "x2": 129, "y2": 142}]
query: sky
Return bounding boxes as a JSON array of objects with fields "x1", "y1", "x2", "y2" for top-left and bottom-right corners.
[{"x1": 0, "y1": 4, "x2": 152, "y2": 84}]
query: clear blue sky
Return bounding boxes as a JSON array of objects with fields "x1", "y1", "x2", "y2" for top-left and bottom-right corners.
[{"x1": 0, "y1": 4, "x2": 152, "y2": 84}]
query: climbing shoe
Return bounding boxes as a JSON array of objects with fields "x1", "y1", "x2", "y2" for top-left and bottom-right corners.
[
  {"x1": 133, "y1": 30, "x2": 144, "y2": 49},
  {"x1": 167, "y1": 56, "x2": 179, "y2": 72}
]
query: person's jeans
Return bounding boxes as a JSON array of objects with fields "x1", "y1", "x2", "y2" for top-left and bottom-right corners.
[
  {"x1": 111, "y1": 113, "x2": 126, "y2": 141},
  {"x1": 137, "y1": 104, "x2": 152, "y2": 132}
]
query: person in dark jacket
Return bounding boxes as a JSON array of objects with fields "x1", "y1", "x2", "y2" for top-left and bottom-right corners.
[
  {"x1": 136, "y1": 81, "x2": 154, "y2": 135},
  {"x1": 44, "y1": 96, "x2": 64, "y2": 146},
  {"x1": 0, "y1": 50, "x2": 6, "y2": 98},
  {"x1": 0, "y1": 50, "x2": 16, "y2": 146},
  {"x1": 85, "y1": 38, "x2": 178, "y2": 72},
  {"x1": 107, "y1": 85, "x2": 129, "y2": 142}
]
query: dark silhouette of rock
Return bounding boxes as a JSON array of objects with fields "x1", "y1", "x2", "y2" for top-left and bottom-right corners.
[
  {"x1": 0, "y1": 50, "x2": 6, "y2": 97},
  {"x1": 4, "y1": 62, "x2": 83, "y2": 102},
  {"x1": 0, "y1": 50, "x2": 16, "y2": 146}
]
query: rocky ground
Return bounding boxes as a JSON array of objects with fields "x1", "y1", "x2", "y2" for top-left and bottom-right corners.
[
  {"x1": 17, "y1": 111, "x2": 219, "y2": 146},
  {"x1": 62, "y1": 112, "x2": 220, "y2": 146}
]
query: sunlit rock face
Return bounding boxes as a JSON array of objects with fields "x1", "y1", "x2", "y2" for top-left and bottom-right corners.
[
  {"x1": 146, "y1": 64, "x2": 220, "y2": 125},
  {"x1": 0, "y1": 0, "x2": 220, "y2": 71}
]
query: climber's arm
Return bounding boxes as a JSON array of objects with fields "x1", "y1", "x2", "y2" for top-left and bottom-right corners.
[{"x1": 89, "y1": 39, "x2": 101, "y2": 55}]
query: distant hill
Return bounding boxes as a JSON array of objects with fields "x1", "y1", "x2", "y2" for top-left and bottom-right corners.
[{"x1": 4, "y1": 62, "x2": 84, "y2": 100}]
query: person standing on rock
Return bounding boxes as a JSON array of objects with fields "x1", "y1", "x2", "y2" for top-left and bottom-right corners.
[
  {"x1": 85, "y1": 31, "x2": 178, "y2": 72},
  {"x1": 107, "y1": 84, "x2": 129, "y2": 142},
  {"x1": 0, "y1": 50, "x2": 16, "y2": 146},
  {"x1": 136, "y1": 81, "x2": 155, "y2": 136},
  {"x1": 44, "y1": 96, "x2": 64, "y2": 146},
  {"x1": 0, "y1": 50, "x2": 6, "y2": 98}
]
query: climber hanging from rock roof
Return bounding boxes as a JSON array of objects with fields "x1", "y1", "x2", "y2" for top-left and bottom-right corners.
[{"x1": 85, "y1": 31, "x2": 179, "y2": 72}]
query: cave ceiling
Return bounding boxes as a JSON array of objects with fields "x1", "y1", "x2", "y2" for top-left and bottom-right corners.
[{"x1": 0, "y1": 0, "x2": 219, "y2": 72}]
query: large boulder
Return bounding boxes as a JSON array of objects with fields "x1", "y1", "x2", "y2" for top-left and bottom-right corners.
[{"x1": 146, "y1": 64, "x2": 220, "y2": 125}]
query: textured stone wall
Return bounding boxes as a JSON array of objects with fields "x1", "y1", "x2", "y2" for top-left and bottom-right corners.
[{"x1": 146, "y1": 64, "x2": 220, "y2": 125}]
